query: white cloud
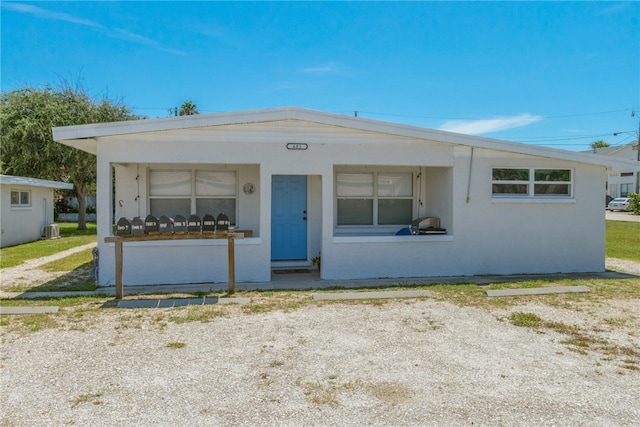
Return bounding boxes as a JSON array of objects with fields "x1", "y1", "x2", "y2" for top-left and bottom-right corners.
[
  {"x1": 2, "y1": 2, "x2": 103, "y2": 28},
  {"x1": 110, "y1": 29, "x2": 187, "y2": 56},
  {"x1": 3, "y1": 2, "x2": 185, "y2": 56},
  {"x1": 439, "y1": 114, "x2": 543, "y2": 135},
  {"x1": 301, "y1": 62, "x2": 341, "y2": 74}
]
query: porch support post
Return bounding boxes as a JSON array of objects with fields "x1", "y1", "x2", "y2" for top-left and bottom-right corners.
[
  {"x1": 104, "y1": 236, "x2": 124, "y2": 299},
  {"x1": 227, "y1": 234, "x2": 235, "y2": 294},
  {"x1": 114, "y1": 238, "x2": 124, "y2": 299}
]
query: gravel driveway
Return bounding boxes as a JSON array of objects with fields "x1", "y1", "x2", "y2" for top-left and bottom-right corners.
[
  {"x1": 1, "y1": 296, "x2": 638, "y2": 426},
  {"x1": 2, "y1": 235, "x2": 639, "y2": 426}
]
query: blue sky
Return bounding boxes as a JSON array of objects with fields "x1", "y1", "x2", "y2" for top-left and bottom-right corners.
[{"x1": 2, "y1": 1, "x2": 639, "y2": 151}]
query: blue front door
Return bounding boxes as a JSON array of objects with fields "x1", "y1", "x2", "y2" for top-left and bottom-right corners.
[{"x1": 271, "y1": 175, "x2": 307, "y2": 261}]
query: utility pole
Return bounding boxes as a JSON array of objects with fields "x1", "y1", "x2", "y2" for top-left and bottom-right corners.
[
  {"x1": 633, "y1": 110, "x2": 640, "y2": 194},
  {"x1": 636, "y1": 114, "x2": 640, "y2": 194},
  {"x1": 613, "y1": 109, "x2": 640, "y2": 194}
]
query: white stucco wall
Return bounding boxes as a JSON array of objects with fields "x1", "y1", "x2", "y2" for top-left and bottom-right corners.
[
  {"x1": 608, "y1": 172, "x2": 636, "y2": 198},
  {"x1": 113, "y1": 163, "x2": 261, "y2": 232},
  {"x1": 324, "y1": 147, "x2": 605, "y2": 279},
  {"x1": 92, "y1": 120, "x2": 609, "y2": 286},
  {"x1": 1, "y1": 184, "x2": 55, "y2": 248},
  {"x1": 602, "y1": 144, "x2": 639, "y2": 197}
]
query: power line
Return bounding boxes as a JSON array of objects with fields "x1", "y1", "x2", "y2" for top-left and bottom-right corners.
[
  {"x1": 346, "y1": 108, "x2": 634, "y2": 121},
  {"x1": 506, "y1": 133, "x2": 613, "y2": 142},
  {"x1": 132, "y1": 106, "x2": 636, "y2": 120},
  {"x1": 130, "y1": 105, "x2": 637, "y2": 147}
]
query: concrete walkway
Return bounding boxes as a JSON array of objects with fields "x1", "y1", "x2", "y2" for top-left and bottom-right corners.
[
  {"x1": 605, "y1": 210, "x2": 640, "y2": 222},
  {"x1": 313, "y1": 289, "x2": 432, "y2": 301},
  {"x1": 117, "y1": 296, "x2": 250, "y2": 308},
  {"x1": 0, "y1": 242, "x2": 97, "y2": 288},
  {"x1": 2, "y1": 242, "x2": 97, "y2": 271},
  {"x1": 0, "y1": 306, "x2": 59, "y2": 315},
  {"x1": 0, "y1": 270, "x2": 635, "y2": 300},
  {"x1": 486, "y1": 285, "x2": 590, "y2": 297}
]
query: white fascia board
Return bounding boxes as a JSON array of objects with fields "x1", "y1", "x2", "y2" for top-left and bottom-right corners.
[
  {"x1": 52, "y1": 106, "x2": 640, "y2": 171},
  {"x1": 52, "y1": 107, "x2": 301, "y2": 140},
  {"x1": 0, "y1": 175, "x2": 74, "y2": 190},
  {"x1": 52, "y1": 107, "x2": 305, "y2": 154},
  {"x1": 55, "y1": 137, "x2": 98, "y2": 155},
  {"x1": 287, "y1": 109, "x2": 640, "y2": 170}
]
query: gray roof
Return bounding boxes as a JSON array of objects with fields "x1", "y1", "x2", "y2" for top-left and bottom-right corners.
[
  {"x1": 584, "y1": 142, "x2": 639, "y2": 159},
  {"x1": 53, "y1": 106, "x2": 640, "y2": 171},
  {"x1": 0, "y1": 175, "x2": 74, "y2": 190}
]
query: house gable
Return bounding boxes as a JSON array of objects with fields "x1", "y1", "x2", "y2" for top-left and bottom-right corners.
[{"x1": 54, "y1": 107, "x2": 640, "y2": 172}]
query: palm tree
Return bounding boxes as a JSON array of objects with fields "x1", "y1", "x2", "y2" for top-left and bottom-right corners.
[
  {"x1": 591, "y1": 140, "x2": 610, "y2": 150},
  {"x1": 179, "y1": 101, "x2": 199, "y2": 116}
]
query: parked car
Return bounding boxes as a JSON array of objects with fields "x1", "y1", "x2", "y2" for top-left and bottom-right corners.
[
  {"x1": 607, "y1": 197, "x2": 631, "y2": 211},
  {"x1": 606, "y1": 194, "x2": 613, "y2": 207}
]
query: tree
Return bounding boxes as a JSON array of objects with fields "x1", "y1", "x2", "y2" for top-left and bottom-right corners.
[
  {"x1": 0, "y1": 83, "x2": 138, "y2": 229},
  {"x1": 591, "y1": 140, "x2": 610, "y2": 150},
  {"x1": 179, "y1": 100, "x2": 199, "y2": 116},
  {"x1": 628, "y1": 192, "x2": 640, "y2": 215}
]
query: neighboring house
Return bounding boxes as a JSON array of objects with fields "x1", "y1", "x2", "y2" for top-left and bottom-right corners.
[
  {"x1": 65, "y1": 195, "x2": 97, "y2": 211},
  {"x1": 52, "y1": 107, "x2": 640, "y2": 287},
  {"x1": 589, "y1": 142, "x2": 640, "y2": 198},
  {"x1": 0, "y1": 175, "x2": 73, "y2": 248},
  {"x1": 57, "y1": 195, "x2": 98, "y2": 222}
]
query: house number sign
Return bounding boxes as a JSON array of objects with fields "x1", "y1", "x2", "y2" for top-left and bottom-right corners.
[{"x1": 286, "y1": 143, "x2": 308, "y2": 150}]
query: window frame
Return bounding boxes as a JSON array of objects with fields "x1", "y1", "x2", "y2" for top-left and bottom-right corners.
[
  {"x1": 492, "y1": 167, "x2": 573, "y2": 199},
  {"x1": 148, "y1": 168, "x2": 238, "y2": 224},
  {"x1": 10, "y1": 190, "x2": 31, "y2": 208},
  {"x1": 335, "y1": 169, "x2": 415, "y2": 229},
  {"x1": 620, "y1": 183, "x2": 632, "y2": 197}
]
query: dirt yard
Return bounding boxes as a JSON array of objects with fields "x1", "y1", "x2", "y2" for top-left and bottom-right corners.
[
  {"x1": 1, "y1": 242, "x2": 639, "y2": 426},
  {"x1": 1, "y1": 290, "x2": 639, "y2": 426}
]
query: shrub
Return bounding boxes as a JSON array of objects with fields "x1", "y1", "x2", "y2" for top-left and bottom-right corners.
[
  {"x1": 628, "y1": 192, "x2": 640, "y2": 214},
  {"x1": 54, "y1": 189, "x2": 75, "y2": 217}
]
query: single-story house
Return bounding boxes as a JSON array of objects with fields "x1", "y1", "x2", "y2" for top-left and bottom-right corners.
[
  {"x1": 52, "y1": 107, "x2": 640, "y2": 287},
  {"x1": 589, "y1": 142, "x2": 639, "y2": 198},
  {"x1": 0, "y1": 175, "x2": 73, "y2": 248}
]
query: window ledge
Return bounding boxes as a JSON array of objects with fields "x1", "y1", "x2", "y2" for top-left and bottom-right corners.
[
  {"x1": 10, "y1": 206, "x2": 32, "y2": 210},
  {"x1": 333, "y1": 235, "x2": 453, "y2": 244},
  {"x1": 491, "y1": 197, "x2": 576, "y2": 204}
]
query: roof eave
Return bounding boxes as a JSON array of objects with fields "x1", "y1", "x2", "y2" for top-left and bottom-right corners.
[
  {"x1": 51, "y1": 107, "x2": 640, "y2": 171},
  {"x1": 0, "y1": 175, "x2": 74, "y2": 190},
  {"x1": 52, "y1": 107, "x2": 305, "y2": 141}
]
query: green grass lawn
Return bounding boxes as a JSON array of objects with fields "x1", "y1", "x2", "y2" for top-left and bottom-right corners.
[
  {"x1": 0, "y1": 223, "x2": 97, "y2": 269},
  {"x1": 606, "y1": 220, "x2": 640, "y2": 262}
]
